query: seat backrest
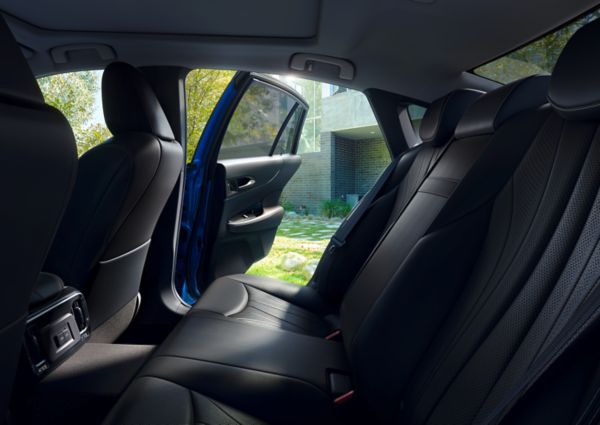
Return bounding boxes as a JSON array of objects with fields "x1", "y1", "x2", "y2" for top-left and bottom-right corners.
[
  {"x1": 44, "y1": 62, "x2": 183, "y2": 342},
  {"x1": 0, "y1": 17, "x2": 77, "y2": 423},
  {"x1": 394, "y1": 20, "x2": 600, "y2": 424},
  {"x1": 338, "y1": 74, "x2": 551, "y2": 421},
  {"x1": 312, "y1": 88, "x2": 483, "y2": 307}
]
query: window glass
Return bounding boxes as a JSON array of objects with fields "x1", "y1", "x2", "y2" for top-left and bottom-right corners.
[
  {"x1": 474, "y1": 9, "x2": 600, "y2": 84},
  {"x1": 408, "y1": 104, "x2": 426, "y2": 137},
  {"x1": 37, "y1": 70, "x2": 111, "y2": 156},
  {"x1": 272, "y1": 106, "x2": 304, "y2": 156},
  {"x1": 218, "y1": 80, "x2": 298, "y2": 160}
]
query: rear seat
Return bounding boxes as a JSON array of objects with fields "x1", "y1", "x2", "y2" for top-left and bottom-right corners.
[
  {"x1": 190, "y1": 89, "x2": 484, "y2": 337},
  {"x1": 102, "y1": 73, "x2": 552, "y2": 424},
  {"x1": 103, "y1": 19, "x2": 600, "y2": 425}
]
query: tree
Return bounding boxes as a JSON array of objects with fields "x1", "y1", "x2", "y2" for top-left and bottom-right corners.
[
  {"x1": 38, "y1": 71, "x2": 111, "y2": 156},
  {"x1": 185, "y1": 69, "x2": 235, "y2": 161}
]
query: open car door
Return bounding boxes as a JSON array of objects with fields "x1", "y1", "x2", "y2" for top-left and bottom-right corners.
[{"x1": 178, "y1": 72, "x2": 307, "y2": 303}]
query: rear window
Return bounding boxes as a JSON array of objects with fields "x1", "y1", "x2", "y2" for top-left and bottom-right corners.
[{"x1": 474, "y1": 9, "x2": 600, "y2": 84}]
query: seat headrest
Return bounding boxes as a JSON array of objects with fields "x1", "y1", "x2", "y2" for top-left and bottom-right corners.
[
  {"x1": 455, "y1": 75, "x2": 550, "y2": 139},
  {"x1": 0, "y1": 17, "x2": 44, "y2": 105},
  {"x1": 548, "y1": 18, "x2": 600, "y2": 120},
  {"x1": 102, "y1": 62, "x2": 175, "y2": 140},
  {"x1": 419, "y1": 89, "x2": 483, "y2": 147}
]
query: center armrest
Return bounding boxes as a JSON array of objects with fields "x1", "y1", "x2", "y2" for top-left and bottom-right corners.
[
  {"x1": 151, "y1": 314, "x2": 349, "y2": 390},
  {"x1": 134, "y1": 314, "x2": 350, "y2": 422}
]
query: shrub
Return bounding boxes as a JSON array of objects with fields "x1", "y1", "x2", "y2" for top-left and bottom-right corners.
[
  {"x1": 281, "y1": 200, "x2": 296, "y2": 212},
  {"x1": 321, "y1": 199, "x2": 353, "y2": 218}
]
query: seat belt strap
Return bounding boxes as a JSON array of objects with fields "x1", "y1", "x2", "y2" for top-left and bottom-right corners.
[
  {"x1": 310, "y1": 156, "x2": 400, "y2": 285},
  {"x1": 333, "y1": 157, "x2": 399, "y2": 248}
]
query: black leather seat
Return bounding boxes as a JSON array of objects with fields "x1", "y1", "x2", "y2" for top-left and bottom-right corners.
[
  {"x1": 102, "y1": 75, "x2": 550, "y2": 425},
  {"x1": 44, "y1": 62, "x2": 183, "y2": 342},
  {"x1": 103, "y1": 19, "x2": 600, "y2": 425},
  {"x1": 0, "y1": 17, "x2": 77, "y2": 423},
  {"x1": 190, "y1": 88, "x2": 483, "y2": 337}
]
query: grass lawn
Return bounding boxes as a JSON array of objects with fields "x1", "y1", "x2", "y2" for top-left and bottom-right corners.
[
  {"x1": 247, "y1": 236, "x2": 328, "y2": 285},
  {"x1": 246, "y1": 215, "x2": 340, "y2": 285}
]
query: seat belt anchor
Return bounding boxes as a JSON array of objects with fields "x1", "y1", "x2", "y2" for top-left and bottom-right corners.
[
  {"x1": 330, "y1": 236, "x2": 345, "y2": 249},
  {"x1": 334, "y1": 390, "x2": 355, "y2": 406}
]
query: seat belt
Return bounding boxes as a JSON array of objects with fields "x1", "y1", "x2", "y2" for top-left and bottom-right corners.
[
  {"x1": 331, "y1": 157, "x2": 398, "y2": 247},
  {"x1": 310, "y1": 155, "x2": 400, "y2": 286},
  {"x1": 480, "y1": 284, "x2": 600, "y2": 425}
]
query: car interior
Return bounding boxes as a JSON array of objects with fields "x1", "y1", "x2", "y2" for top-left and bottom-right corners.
[{"x1": 4, "y1": 0, "x2": 600, "y2": 424}]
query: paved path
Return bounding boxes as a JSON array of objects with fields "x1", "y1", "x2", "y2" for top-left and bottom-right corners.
[{"x1": 277, "y1": 215, "x2": 342, "y2": 242}]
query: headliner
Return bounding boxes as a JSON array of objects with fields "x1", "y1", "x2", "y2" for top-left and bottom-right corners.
[{"x1": 1, "y1": 0, "x2": 598, "y2": 101}]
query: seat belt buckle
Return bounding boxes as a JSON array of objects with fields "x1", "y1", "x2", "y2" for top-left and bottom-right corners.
[
  {"x1": 325, "y1": 329, "x2": 342, "y2": 341},
  {"x1": 329, "y1": 371, "x2": 354, "y2": 406}
]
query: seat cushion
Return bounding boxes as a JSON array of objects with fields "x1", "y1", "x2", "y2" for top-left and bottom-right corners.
[
  {"x1": 103, "y1": 376, "x2": 267, "y2": 425},
  {"x1": 192, "y1": 274, "x2": 336, "y2": 337}
]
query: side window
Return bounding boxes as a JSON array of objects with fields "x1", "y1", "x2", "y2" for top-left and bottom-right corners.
[
  {"x1": 473, "y1": 8, "x2": 600, "y2": 83},
  {"x1": 271, "y1": 106, "x2": 304, "y2": 156},
  {"x1": 246, "y1": 78, "x2": 390, "y2": 285},
  {"x1": 37, "y1": 70, "x2": 111, "y2": 156},
  {"x1": 408, "y1": 104, "x2": 426, "y2": 138},
  {"x1": 218, "y1": 80, "x2": 302, "y2": 160}
]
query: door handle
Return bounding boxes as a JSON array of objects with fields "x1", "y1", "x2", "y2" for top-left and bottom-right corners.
[
  {"x1": 228, "y1": 177, "x2": 255, "y2": 193},
  {"x1": 237, "y1": 178, "x2": 255, "y2": 190},
  {"x1": 228, "y1": 206, "x2": 285, "y2": 233}
]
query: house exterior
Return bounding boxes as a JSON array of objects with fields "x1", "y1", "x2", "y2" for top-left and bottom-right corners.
[{"x1": 279, "y1": 82, "x2": 400, "y2": 215}]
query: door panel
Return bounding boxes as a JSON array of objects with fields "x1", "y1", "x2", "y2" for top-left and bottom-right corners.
[
  {"x1": 179, "y1": 72, "x2": 307, "y2": 302},
  {"x1": 209, "y1": 155, "x2": 301, "y2": 278}
]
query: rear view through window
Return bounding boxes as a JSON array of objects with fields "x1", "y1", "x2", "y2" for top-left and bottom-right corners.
[{"x1": 475, "y1": 9, "x2": 600, "y2": 83}]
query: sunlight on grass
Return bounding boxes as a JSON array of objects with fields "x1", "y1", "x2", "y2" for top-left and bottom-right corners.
[{"x1": 247, "y1": 236, "x2": 328, "y2": 285}]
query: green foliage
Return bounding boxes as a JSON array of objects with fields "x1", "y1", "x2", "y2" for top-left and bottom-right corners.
[
  {"x1": 38, "y1": 71, "x2": 111, "y2": 156},
  {"x1": 476, "y1": 11, "x2": 600, "y2": 84},
  {"x1": 321, "y1": 199, "x2": 352, "y2": 218},
  {"x1": 77, "y1": 123, "x2": 113, "y2": 156},
  {"x1": 185, "y1": 69, "x2": 235, "y2": 162},
  {"x1": 281, "y1": 200, "x2": 296, "y2": 212},
  {"x1": 221, "y1": 82, "x2": 279, "y2": 151}
]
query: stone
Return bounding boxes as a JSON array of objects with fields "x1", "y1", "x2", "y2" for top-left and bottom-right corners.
[
  {"x1": 281, "y1": 252, "x2": 307, "y2": 270},
  {"x1": 303, "y1": 259, "x2": 320, "y2": 276}
]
